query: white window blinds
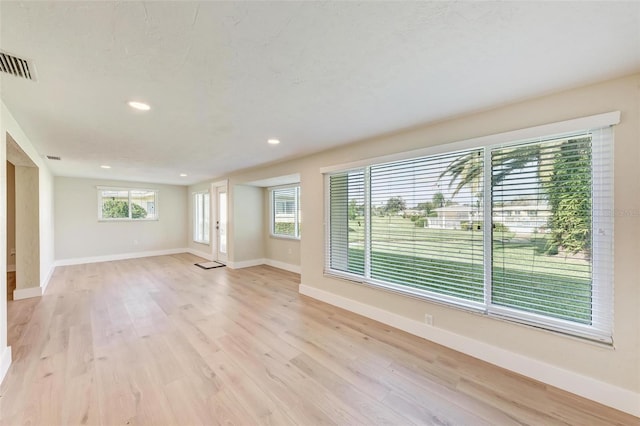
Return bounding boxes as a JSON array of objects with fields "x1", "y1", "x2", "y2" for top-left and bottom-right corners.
[
  {"x1": 325, "y1": 118, "x2": 615, "y2": 343},
  {"x1": 489, "y1": 129, "x2": 613, "y2": 339},
  {"x1": 329, "y1": 171, "x2": 365, "y2": 275},
  {"x1": 194, "y1": 191, "x2": 210, "y2": 244},
  {"x1": 272, "y1": 186, "x2": 301, "y2": 238},
  {"x1": 369, "y1": 150, "x2": 484, "y2": 302}
]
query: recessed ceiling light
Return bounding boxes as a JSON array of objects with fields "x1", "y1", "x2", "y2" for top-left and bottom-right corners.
[
  {"x1": 128, "y1": 101, "x2": 151, "y2": 111},
  {"x1": 100, "y1": 165, "x2": 111, "y2": 169},
  {"x1": 268, "y1": 139, "x2": 280, "y2": 145},
  {"x1": 180, "y1": 173, "x2": 187, "y2": 177}
]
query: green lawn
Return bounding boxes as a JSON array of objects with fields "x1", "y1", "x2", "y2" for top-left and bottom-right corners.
[{"x1": 341, "y1": 216, "x2": 592, "y2": 323}]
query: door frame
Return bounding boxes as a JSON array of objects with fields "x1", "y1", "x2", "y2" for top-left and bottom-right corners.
[{"x1": 210, "y1": 180, "x2": 228, "y2": 264}]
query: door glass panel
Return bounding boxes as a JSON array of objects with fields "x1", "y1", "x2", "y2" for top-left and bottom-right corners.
[{"x1": 219, "y1": 192, "x2": 227, "y2": 254}]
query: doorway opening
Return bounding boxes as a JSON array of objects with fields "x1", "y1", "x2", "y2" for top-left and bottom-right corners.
[{"x1": 5, "y1": 132, "x2": 40, "y2": 301}]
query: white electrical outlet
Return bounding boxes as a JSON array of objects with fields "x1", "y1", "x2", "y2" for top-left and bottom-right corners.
[{"x1": 424, "y1": 314, "x2": 433, "y2": 326}]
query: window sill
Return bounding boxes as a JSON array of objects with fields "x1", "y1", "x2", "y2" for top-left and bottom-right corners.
[
  {"x1": 98, "y1": 218, "x2": 159, "y2": 222},
  {"x1": 269, "y1": 234, "x2": 301, "y2": 241},
  {"x1": 193, "y1": 240, "x2": 210, "y2": 246}
]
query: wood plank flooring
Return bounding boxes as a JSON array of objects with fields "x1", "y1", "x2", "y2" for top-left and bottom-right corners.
[{"x1": 0, "y1": 254, "x2": 637, "y2": 425}]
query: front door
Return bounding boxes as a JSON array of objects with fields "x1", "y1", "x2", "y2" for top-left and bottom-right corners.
[{"x1": 216, "y1": 186, "x2": 228, "y2": 264}]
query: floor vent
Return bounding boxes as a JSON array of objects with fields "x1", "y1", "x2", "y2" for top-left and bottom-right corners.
[
  {"x1": 46, "y1": 155, "x2": 61, "y2": 161},
  {"x1": 0, "y1": 51, "x2": 36, "y2": 81}
]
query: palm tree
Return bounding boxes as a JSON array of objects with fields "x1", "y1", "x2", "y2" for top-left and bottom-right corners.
[
  {"x1": 439, "y1": 146, "x2": 541, "y2": 197},
  {"x1": 439, "y1": 150, "x2": 483, "y2": 198},
  {"x1": 432, "y1": 192, "x2": 445, "y2": 208},
  {"x1": 439, "y1": 138, "x2": 592, "y2": 255}
]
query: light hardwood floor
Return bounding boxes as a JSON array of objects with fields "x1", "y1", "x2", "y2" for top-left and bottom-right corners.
[{"x1": 0, "y1": 254, "x2": 637, "y2": 425}]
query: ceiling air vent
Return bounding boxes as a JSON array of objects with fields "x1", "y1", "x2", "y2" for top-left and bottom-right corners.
[
  {"x1": 0, "y1": 51, "x2": 36, "y2": 81},
  {"x1": 46, "y1": 155, "x2": 61, "y2": 161}
]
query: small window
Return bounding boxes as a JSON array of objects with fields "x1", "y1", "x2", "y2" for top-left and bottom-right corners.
[
  {"x1": 271, "y1": 185, "x2": 301, "y2": 239},
  {"x1": 193, "y1": 191, "x2": 210, "y2": 244},
  {"x1": 98, "y1": 187, "x2": 158, "y2": 221}
]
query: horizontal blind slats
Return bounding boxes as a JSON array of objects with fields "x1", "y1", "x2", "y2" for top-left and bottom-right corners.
[
  {"x1": 490, "y1": 133, "x2": 610, "y2": 331},
  {"x1": 368, "y1": 147, "x2": 484, "y2": 302},
  {"x1": 326, "y1": 126, "x2": 613, "y2": 342}
]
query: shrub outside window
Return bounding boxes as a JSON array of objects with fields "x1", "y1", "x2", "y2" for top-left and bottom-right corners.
[{"x1": 98, "y1": 187, "x2": 158, "y2": 221}]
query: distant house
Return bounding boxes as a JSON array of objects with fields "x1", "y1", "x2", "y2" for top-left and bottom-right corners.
[
  {"x1": 402, "y1": 208, "x2": 423, "y2": 217},
  {"x1": 493, "y1": 205, "x2": 551, "y2": 233},
  {"x1": 427, "y1": 204, "x2": 550, "y2": 234},
  {"x1": 427, "y1": 205, "x2": 480, "y2": 230}
]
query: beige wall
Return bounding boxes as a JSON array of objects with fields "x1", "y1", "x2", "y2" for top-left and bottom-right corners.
[
  {"x1": 189, "y1": 74, "x2": 640, "y2": 397},
  {"x1": 5, "y1": 162, "x2": 15, "y2": 269},
  {"x1": 231, "y1": 184, "x2": 265, "y2": 263},
  {"x1": 54, "y1": 177, "x2": 188, "y2": 260},
  {"x1": 14, "y1": 166, "x2": 40, "y2": 290},
  {"x1": 265, "y1": 236, "x2": 300, "y2": 266}
]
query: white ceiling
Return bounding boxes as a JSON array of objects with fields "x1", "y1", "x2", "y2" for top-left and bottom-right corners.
[{"x1": 1, "y1": 1, "x2": 639, "y2": 185}]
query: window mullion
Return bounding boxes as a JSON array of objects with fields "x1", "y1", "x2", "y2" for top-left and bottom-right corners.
[
  {"x1": 483, "y1": 147, "x2": 492, "y2": 311},
  {"x1": 128, "y1": 190, "x2": 132, "y2": 219},
  {"x1": 295, "y1": 187, "x2": 300, "y2": 238},
  {"x1": 273, "y1": 189, "x2": 277, "y2": 235},
  {"x1": 201, "y1": 196, "x2": 205, "y2": 239},
  {"x1": 364, "y1": 167, "x2": 371, "y2": 279}
]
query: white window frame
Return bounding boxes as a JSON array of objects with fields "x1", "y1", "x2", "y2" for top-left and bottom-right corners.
[
  {"x1": 97, "y1": 186, "x2": 159, "y2": 221},
  {"x1": 270, "y1": 184, "x2": 301, "y2": 239},
  {"x1": 193, "y1": 191, "x2": 210, "y2": 244},
  {"x1": 323, "y1": 112, "x2": 619, "y2": 343}
]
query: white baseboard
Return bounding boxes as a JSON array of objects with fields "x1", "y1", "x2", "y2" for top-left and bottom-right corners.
[
  {"x1": 13, "y1": 285, "x2": 42, "y2": 300},
  {"x1": 186, "y1": 248, "x2": 214, "y2": 261},
  {"x1": 226, "y1": 258, "x2": 301, "y2": 273},
  {"x1": 0, "y1": 346, "x2": 11, "y2": 386},
  {"x1": 264, "y1": 259, "x2": 301, "y2": 274},
  {"x1": 7, "y1": 264, "x2": 15, "y2": 273},
  {"x1": 298, "y1": 284, "x2": 640, "y2": 418},
  {"x1": 54, "y1": 248, "x2": 188, "y2": 267},
  {"x1": 40, "y1": 265, "x2": 55, "y2": 295},
  {"x1": 227, "y1": 258, "x2": 265, "y2": 269},
  {"x1": 225, "y1": 258, "x2": 301, "y2": 273}
]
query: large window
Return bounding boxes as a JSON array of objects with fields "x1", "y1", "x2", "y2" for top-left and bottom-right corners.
[
  {"x1": 193, "y1": 191, "x2": 210, "y2": 244},
  {"x1": 325, "y1": 116, "x2": 615, "y2": 343},
  {"x1": 271, "y1": 185, "x2": 301, "y2": 238},
  {"x1": 98, "y1": 187, "x2": 158, "y2": 221}
]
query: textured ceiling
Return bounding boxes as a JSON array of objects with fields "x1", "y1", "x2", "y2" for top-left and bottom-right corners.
[{"x1": 1, "y1": 1, "x2": 639, "y2": 185}]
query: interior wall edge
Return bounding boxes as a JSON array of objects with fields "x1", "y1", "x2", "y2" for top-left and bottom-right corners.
[
  {"x1": 264, "y1": 258, "x2": 301, "y2": 274},
  {"x1": 0, "y1": 346, "x2": 11, "y2": 387}
]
